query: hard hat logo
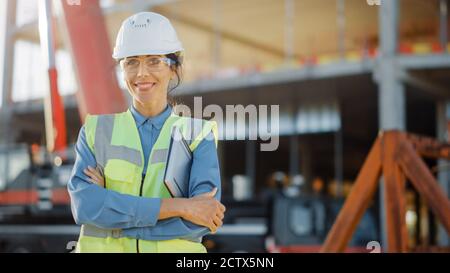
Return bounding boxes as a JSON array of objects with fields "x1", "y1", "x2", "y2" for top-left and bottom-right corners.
[
  {"x1": 130, "y1": 18, "x2": 151, "y2": 29},
  {"x1": 112, "y1": 12, "x2": 184, "y2": 60}
]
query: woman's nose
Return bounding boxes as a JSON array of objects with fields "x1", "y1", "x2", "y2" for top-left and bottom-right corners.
[{"x1": 137, "y1": 61, "x2": 149, "y2": 77}]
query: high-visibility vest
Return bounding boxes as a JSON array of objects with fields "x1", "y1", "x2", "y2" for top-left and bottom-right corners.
[{"x1": 75, "y1": 109, "x2": 218, "y2": 253}]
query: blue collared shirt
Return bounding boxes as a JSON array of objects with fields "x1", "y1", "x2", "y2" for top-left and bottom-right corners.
[{"x1": 67, "y1": 104, "x2": 221, "y2": 242}]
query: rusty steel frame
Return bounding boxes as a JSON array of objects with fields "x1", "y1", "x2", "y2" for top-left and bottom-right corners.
[{"x1": 321, "y1": 130, "x2": 450, "y2": 253}]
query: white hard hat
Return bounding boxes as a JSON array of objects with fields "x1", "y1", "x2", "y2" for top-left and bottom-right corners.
[{"x1": 112, "y1": 12, "x2": 184, "y2": 60}]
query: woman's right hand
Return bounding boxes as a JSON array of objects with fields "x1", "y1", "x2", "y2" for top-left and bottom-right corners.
[
  {"x1": 83, "y1": 166, "x2": 105, "y2": 187},
  {"x1": 182, "y1": 188, "x2": 226, "y2": 234}
]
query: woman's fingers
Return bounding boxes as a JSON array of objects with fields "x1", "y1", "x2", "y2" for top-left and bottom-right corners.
[
  {"x1": 84, "y1": 168, "x2": 98, "y2": 181},
  {"x1": 217, "y1": 211, "x2": 224, "y2": 220},
  {"x1": 85, "y1": 171, "x2": 99, "y2": 183},
  {"x1": 84, "y1": 167, "x2": 104, "y2": 186},
  {"x1": 83, "y1": 168, "x2": 94, "y2": 179},
  {"x1": 88, "y1": 178, "x2": 100, "y2": 185},
  {"x1": 84, "y1": 167, "x2": 95, "y2": 177},
  {"x1": 208, "y1": 217, "x2": 222, "y2": 234},
  {"x1": 218, "y1": 202, "x2": 226, "y2": 213},
  {"x1": 86, "y1": 167, "x2": 104, "y2": 181},
  {"x1": 88, "y1": 166, "x2": 103, "y2": 181},
  {"x1": 209, "y1": 221, "x2": 218, "y2": 234},
  {"x1": 213, "y1": 215, "x2": 223, "y2": 228}
]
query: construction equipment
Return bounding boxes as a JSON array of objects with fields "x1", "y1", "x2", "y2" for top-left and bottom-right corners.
[
  {"x1": 38, "y1": 0, "x2": 67, "y2": 155},
  {"x1": 321, "y1": 130, "x2": 450, "y2": 253},
  {"x1": 0, "y1": 0, "x2": 126, "y2": 252},
  {"x1": 0, "y1": 144, "x2": 76, "y2": 252}
]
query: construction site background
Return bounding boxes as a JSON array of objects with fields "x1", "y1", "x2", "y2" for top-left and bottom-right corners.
[{"x1": 0, "y1": 0, "x2": 449, "y2": 253}]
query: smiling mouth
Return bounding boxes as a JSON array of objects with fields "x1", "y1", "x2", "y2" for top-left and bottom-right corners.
[{"x1": 134, "y1": 82, "x2": 156, "y2": 90}]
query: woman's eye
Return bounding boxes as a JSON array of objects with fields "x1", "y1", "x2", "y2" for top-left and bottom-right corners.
[
  {"x1": 147, "y1": 58, "x2": 161, "y2": 65},
  {"x1": 126, "y1": 59, "x2": 139, "y2": 66}
]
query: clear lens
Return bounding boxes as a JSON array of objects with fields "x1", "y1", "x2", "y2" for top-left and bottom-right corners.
[{"x1": 122, "y1": 56, "x2": 172, "y2": 73}]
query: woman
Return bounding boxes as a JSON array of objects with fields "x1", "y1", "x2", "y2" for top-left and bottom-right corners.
[{"x1": 68, "y1": 12, "x2": 225, "y2": 253}]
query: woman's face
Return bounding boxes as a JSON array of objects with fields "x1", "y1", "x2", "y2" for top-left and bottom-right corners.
[{"x1": 121, "y1": 55, "x2": 175, "y2": 106}]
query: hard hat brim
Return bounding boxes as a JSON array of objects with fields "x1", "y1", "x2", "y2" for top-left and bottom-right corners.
[{"x1": 113, "y1": 47, "x2": 184, "y2": 60}]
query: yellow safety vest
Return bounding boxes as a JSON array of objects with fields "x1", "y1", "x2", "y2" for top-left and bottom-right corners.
[{"x1": 75, "y1": 109, "x2": 218, "y2": 253}]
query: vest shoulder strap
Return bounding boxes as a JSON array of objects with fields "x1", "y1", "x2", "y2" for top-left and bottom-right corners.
[
  {"x1": 84, "y1": 114, "x2": 97, "y2": 153},
  {"x1": 167, "y1": 115, "x2": 218, "y2": 151},
  {"x1": 84, "y1": 112, "x2": 128, "y2": 168}
]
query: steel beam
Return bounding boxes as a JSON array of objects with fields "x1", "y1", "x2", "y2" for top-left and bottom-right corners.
[
  {"x1": 397, "y1": 54, "x2": 450, "y2": 69},
  {"x1": 174, "y1": 60, "x2": 374, "y2": 95},
  {"x1": 436, "y1": 101, "x2": 450, "y2": 246},
  {"x1": 0, "y1": 0, "x2": 16, "y2": 115},
  {"x1": 321, "y1": 137, "x2": 382, "y2": 252},
  {"x1": 397, "y1": 139, "x2": 450, "y2": 235},
  {"x1": 59, "y1": 0, "x2": 127, "y2": 120},
  {"x1": 382, "y1": 132, "x2": 408, "y2": 252},
  {"x1": 397, "y1": 70, "x2": 450, "y2": 100},
  {"x1": 377, "y1": 0, "x2": 404, "y2": 250}
]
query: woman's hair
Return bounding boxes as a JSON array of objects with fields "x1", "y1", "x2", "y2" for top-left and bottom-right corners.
[{"x1": 165, "y1": 52, "x2": 184, "y2": 108}]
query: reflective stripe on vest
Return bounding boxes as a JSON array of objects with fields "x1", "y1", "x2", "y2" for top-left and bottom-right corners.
[
  {"x1": 150, "y1": 148, "x2": 169, "y2": 164},
  {"x1": 94, "y1": 115, "x2": 142, "y2": 169},
  {"x1": 77, "y1": 110, "x2": 217, "y2": 253},
  {"x1": 80, "y1": 225, "x2": 122, "y2": 239}
]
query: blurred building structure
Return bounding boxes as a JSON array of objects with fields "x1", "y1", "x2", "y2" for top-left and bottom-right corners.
[{"x1": 0, "y1": 0, "x2": 449, "y2": 252}]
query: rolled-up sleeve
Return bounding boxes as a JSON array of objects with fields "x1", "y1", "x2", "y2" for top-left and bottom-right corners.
[
  {"x1": 68, "y1": 126, "x2": 161, "y2": 229},
  {"x1": 122, "y1": 131, "x2": 221, "y2": 241}
]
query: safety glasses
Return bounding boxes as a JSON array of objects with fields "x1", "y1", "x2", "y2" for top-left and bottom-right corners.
[{"x1": 121, "y1": 56, "x2": 175, "y2": 73}]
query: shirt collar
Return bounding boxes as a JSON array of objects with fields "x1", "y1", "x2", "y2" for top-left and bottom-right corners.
[{"x1": 130, "y1": 104, "x2": 172, "y2": 130}]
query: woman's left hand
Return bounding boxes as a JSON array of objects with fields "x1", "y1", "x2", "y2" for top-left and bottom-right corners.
[{"x1": 83, "y1": 166, "x2": 105, "y2": 187}]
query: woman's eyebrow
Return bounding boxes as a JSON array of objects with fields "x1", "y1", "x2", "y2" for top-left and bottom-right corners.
[{"x1": 128, "y1": 55, "x2": 162, "y2": 59}]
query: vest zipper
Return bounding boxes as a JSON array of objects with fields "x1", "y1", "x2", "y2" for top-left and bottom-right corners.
[{"x1": 137, "y1": 174, "x2": 145, "y2": 253}]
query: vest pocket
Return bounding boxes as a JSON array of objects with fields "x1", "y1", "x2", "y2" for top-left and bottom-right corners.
[
  {"x1": 104, "y1": 159, "x2": 139, "y2": 194},
  {"x1": 77, "y1": 236, "x2": 129, "y2": 253},
  {"x1": 156, "y1": 239, "x2": 207, "y2": 253}
]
